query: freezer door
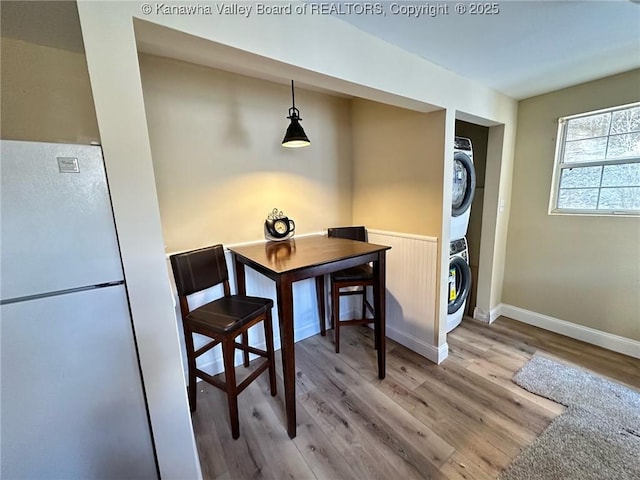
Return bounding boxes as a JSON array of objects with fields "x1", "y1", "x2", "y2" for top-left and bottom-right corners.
[
  {"x1": 1, "y1": 285, "x2": 157, "y2": 479},
  {"x1": 1, "y1": 140, "x2": 124, "y2": 301}
]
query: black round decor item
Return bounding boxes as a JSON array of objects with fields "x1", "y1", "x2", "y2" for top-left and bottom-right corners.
[
  {"x1": 448, "y1": 256, "x2": 472, "y2": 314},
  {"x1": 451, "y1": 151, "x2": 476, "y2": 217},
  {"x1": 265, "y1": 218, "x2": 291, "y2": 238}
]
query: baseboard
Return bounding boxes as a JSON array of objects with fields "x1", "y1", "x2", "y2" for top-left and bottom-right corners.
[
  {"x1": 386, "y1": 325, "x2": 448, "y2": 364},
  {"x1": 195, "y1": 321, "x2": 450, "y2": 378},
  {"x1": 501, "y1": 304, "x2": 640, "y2": 359}
]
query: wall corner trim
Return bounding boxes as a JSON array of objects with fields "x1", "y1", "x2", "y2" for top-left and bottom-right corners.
[
  {"x1": 436, "y1": 342, "x2": 449, "y2": 364},
  {"x1": 473, "y1": 303, "x2": 502, "y2": 323},
  {"x1": 501, "y1": 304, "x2": 640, "y2": 359},
  {"x1": 490, "y1": 304, "x2": 503, "y2": 323},
  {"x1": 473, "y1": 306, "x2": 490, "y2": 322},
  {"x1": 386, "y1": 325, "x2": 448, "y2": 364}
]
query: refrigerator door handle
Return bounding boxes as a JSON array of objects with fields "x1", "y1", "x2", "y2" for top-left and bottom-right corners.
[{"x1": 0, "y1": 281, "x2": 125, "y2": 306}]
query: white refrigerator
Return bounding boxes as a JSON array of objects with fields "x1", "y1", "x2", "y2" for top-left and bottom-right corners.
[{"x1": 1, "y1": 140, "x2": 157, "y2": 478}]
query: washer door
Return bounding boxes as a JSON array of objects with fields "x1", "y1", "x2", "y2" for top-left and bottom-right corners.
[
  {"x1": 452, "y1": 151, "x2": 476, "y2": 217},
  {"x1": 448, "y1": 255, "x2": 472, "y2": 314}
]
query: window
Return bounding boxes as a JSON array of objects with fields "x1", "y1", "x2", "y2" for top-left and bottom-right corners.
[{"x1": 550, "y1": 102, "x2": 640, "y2": 215}]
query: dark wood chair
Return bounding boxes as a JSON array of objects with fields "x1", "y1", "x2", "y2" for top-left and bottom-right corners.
[
  {"x1": 319, "y1": 226, "x2": 375, "y2": 353},
  {"x1": 170, "y1": 244, "x2": 276, "y2": 439}
]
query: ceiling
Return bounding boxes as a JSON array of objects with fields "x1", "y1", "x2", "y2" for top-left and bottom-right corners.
[
  {"x1": 2, "y1": 0, "x2": 639, "y2": 100},
  {"x1": 330, "y1": 0, "x2": 640, "y2": 99}
]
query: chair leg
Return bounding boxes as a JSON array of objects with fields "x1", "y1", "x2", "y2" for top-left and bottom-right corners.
[
  {"x1": 222, "y1": 338, "x2": 240, "y2": 439},
  {"x1": 241, "y1": 332, "x2": 250, "y2": 367},
  {"x1": 332, "y1": 284, "x2": 341, "y2": 354},
  {"x1": 316, "y1": 276, "x2": 326, "y2": 336},
  {"x1": 264, "y1": 310, "x2": 277, "y2": 397},
  {"x1": 373, "y1": 313, "x2": 379, "y2": 350},
  {"x1": 329, "y1": 283, "x2": 335, "y2": 331},
  {"x1": 370, "y1": 285, "x2": 379, "y2": 351},
  {"x1": 184, "y1": 327, "x2": 197, "y2": 413}
]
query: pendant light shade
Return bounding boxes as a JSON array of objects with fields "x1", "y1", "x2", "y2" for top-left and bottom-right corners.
[{"x1": 282, "y1": 80, "x2": 310, "y2": 148}]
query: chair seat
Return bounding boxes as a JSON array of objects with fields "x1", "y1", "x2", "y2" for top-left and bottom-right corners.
[
  {"x1": 187, "y1": 296, "x2": 273, "y2": 333},
  {"x1": 331, "y1": 264, "x2": 373, "y2": 283}
]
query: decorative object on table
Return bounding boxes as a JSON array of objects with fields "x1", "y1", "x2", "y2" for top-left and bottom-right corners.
[
  {"x1": 264, "y1": 208, "x2": 295, "y2": 241},
  {"x1": 281, "y1": 80, "x2": 310, "y2": 148}
]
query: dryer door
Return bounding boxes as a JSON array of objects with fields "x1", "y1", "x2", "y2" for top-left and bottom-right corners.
[
  {"x1": 448, "y1": 255, "x2": 472, "y2": 314},
  {"x1": 452, "y1": 151, "x2": 476, "y2": 217}
]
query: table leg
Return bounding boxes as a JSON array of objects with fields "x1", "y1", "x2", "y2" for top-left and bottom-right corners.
[
  {"x1": 373, "y1": 252, "x2": 386, "y2": 379},
  {"x1": 233, "y1": 257, "x2": 250, "y2": 366},
  {"x1": 315, "y1": 275, "x2": 326, "y2": 336},
  {"x1": 275, "y1": 277, "x2": 297, "y2": 438},
  {"x1": 233, "y1": 257, "x2": 246, "y2": 295}
]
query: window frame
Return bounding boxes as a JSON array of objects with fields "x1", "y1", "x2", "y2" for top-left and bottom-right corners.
[{"x1": 549, "y1": 102, "x2": 640, "y2": 217}]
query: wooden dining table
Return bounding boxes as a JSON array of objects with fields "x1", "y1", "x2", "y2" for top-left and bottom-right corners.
[{"x1": 229, "y1": 235, "x2": 391, "y2": 438}]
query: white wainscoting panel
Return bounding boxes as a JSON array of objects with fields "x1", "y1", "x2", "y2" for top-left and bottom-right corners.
[
  {"x1": 168, "y1": 231, "x2": 443, "y2": 378},
  {"x1": 368, "y1": 230, "x2": 441, "y2": 363}
]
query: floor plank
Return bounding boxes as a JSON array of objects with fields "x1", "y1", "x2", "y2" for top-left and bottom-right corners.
[
  {"x1": 192, "y1": 316, "x2": 640, "y2": 479},
  {"x1": 300, "y1": 337, "x2": 455, "y2": 474}
]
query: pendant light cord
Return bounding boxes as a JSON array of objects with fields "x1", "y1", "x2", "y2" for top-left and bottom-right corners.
[{"x1": 291, "y1": 80, "x2": 296, "y2": 110}]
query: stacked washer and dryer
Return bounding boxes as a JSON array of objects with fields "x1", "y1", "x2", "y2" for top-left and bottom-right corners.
[{"x1": 446, "y1": 136, "x2": 475, "y2": 333}]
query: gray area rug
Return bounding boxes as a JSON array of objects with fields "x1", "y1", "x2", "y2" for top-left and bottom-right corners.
[{"x1": 500, "y1": 355, "x2": 640, "y2": 480}]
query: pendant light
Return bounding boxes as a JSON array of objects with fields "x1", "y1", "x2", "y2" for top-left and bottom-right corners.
[{"x1": 282, "y1": 80, "x2": 310, "y2": 148}]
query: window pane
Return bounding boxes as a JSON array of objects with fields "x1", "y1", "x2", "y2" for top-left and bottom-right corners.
[
  {"x1": 559, "y1": 166, "x2": 602, "y2": 188},
  {"x1": 611, "y1": 106, "x2": 640, "y2": 134},
  {"x1": 601, "y1": 163, "x2": 640, "y2": 187},
  {"x1": 554, "y1": 104, "x2": 640, "y2": 214},
  {"x1": 566, "y1": 112, "x2": 611, "y2": 141},
  {"x1": 563, "y1": 137, "x2": 607, "y2": 163},
  {"x1": 598, "y1": 187, "x2": 640, "y2": 210},
  {"x1": 606, "y1": 132, "x2": 640, "y2": 159},
  {"x1": 557, "y1": 188, "x2": 599, "y2": 209}
]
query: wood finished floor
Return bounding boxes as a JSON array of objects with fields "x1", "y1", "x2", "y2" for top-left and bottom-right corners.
[{"x1": 192, "y1": 317, "x2": 640, "y2": 479}]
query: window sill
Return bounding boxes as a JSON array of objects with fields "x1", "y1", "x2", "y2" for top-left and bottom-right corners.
[{"x1": 548, "y1": 209, "x2": 640, "y2": 217}]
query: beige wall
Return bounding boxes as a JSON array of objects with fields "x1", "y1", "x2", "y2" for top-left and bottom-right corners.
[
  {"x1": 504, "y1": 69, "x2": 640, "y2": 341},
  {"x1": 0, "y1": 38, "x2": 99, "y2": 143},
  {"x1": 351, "y1": 99, "x2": 445, "y2": 238},
  {"x1": 351, "y1": 101, "x2": 446, "y2": 345},
  {"x1": 138, "y1": 54, "x2": 353, "y2": 251}
]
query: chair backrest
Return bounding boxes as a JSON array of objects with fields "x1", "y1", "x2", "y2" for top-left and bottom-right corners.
[
  {"x1": 170, "y1": 244, "x2": 229, "y2": 297},
  {"x1": 328, "y1": 226, "x2": 367, "y2": 242}
]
